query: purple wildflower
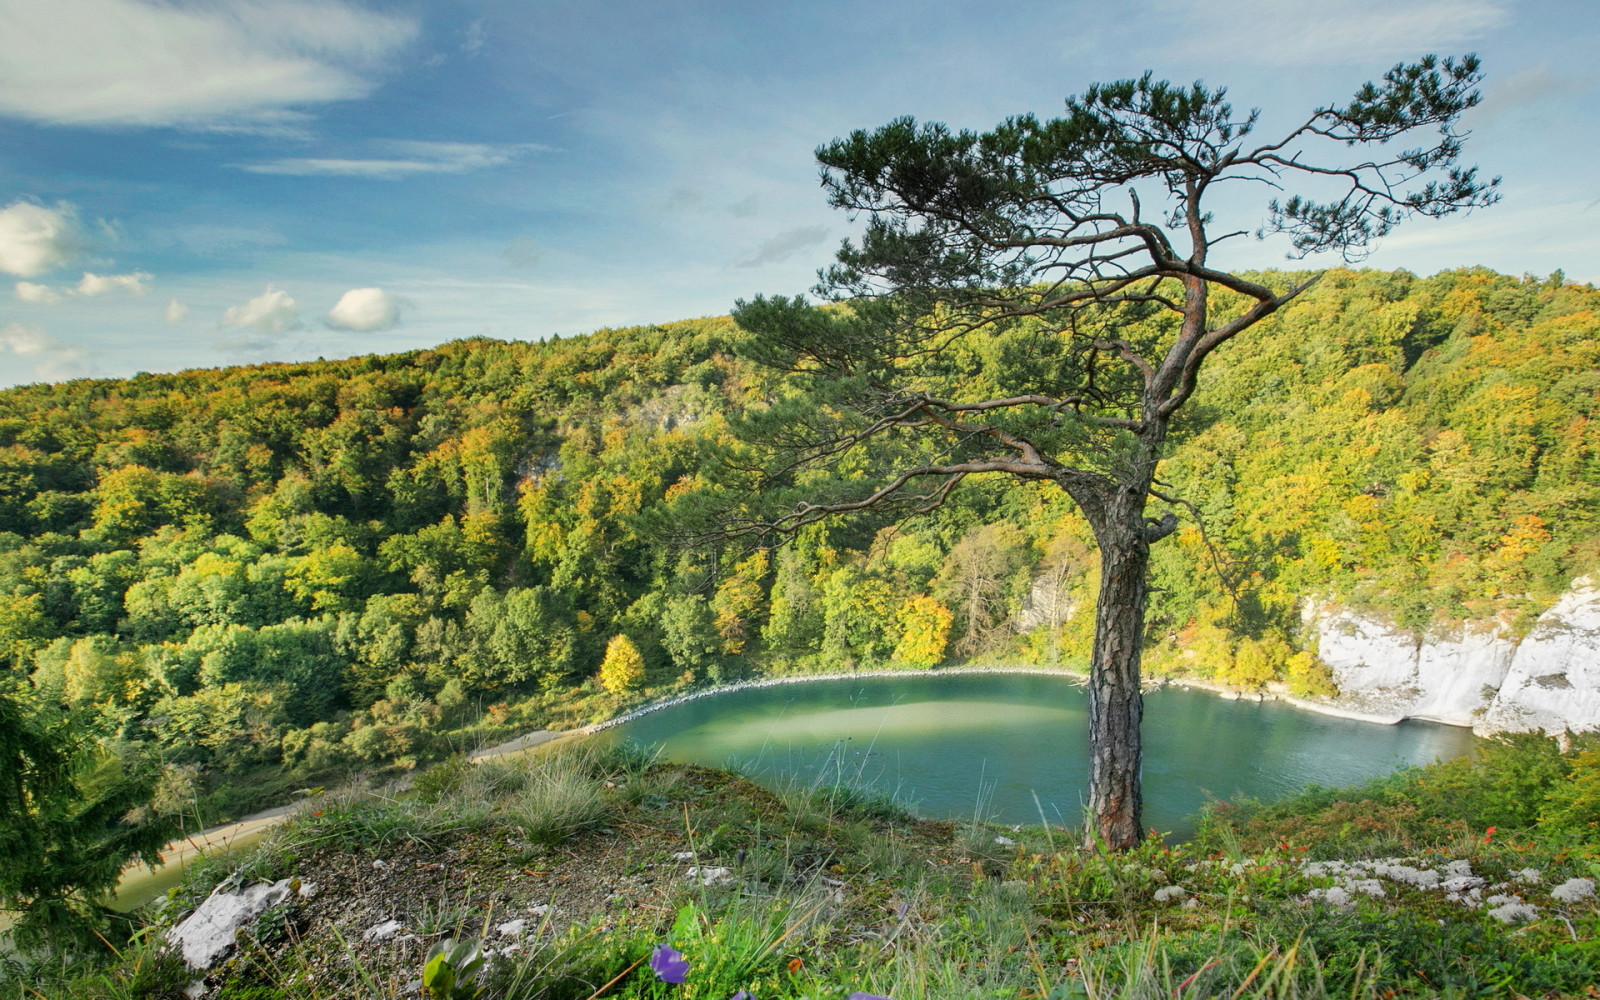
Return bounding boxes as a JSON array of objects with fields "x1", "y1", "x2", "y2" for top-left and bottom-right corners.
[
  {"x1": 649, "y1": 945, "x2": 690, "y2": 984},
  {"x1": 848, "y1": 994, "x2": 893, "y2": 1000},
  {"x1": 730, "y1": 993, "x2": 753, "y2": 1000}
]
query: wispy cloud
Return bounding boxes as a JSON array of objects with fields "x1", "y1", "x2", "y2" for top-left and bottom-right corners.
[
  {"x1": 14, "y1": 270, "x2": 151, "y2": 303},
  {"x1": 1157, "y1": 0, "x2": 1511, "y2": 66},
  {"x1": 1472, "y1": 61, "x2": 1597, "y2": 126},
  {"x1": 15, "y1": 281, "x2": 62, "y2": 304},
  {"x1": 76, "y1": 271, "x2": 151, "y2": 297},
  {"x1": 235, "y1": 140, "x2": 551, "y2": 178},
  {"x1": 739, "y1": 225, "x2": 831, "y2": 268},
  {"x1": 0, "y1": 322, "x2": 89, "y2": 383},
  {"x1": 0, "y1": 0, "x2": 417, "y2": 128}
]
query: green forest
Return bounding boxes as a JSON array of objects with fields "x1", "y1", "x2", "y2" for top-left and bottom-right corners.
[{"x1": 1, "y1": 265, "x2": 1597, "y2": 833}]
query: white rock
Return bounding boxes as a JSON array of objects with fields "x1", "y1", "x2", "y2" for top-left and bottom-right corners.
[
  {"x1": 166, "y1": 878, "x2": 296, "y2": 970},
  {"x1": 1488, "y1": 901, "x2": 1540, "y2": 923},
  {"x1": 993, "y1": 835, "x2": 1016, "y2": 846},
  {"x1": 1371, "y1": 863, "x2": 1439, "y2": 888},
  {"x1": 1305, "y1": 577, "x2": 1600, "y2": 736},
  {"x1": 1347, "y1": 879, "x2": 1386, "y2": 899},
  {"x1": 1311, "y1": 608, "x2": 1511, "y2": 727},
  {"x1": 527, "y1": 903, "x2": 556, "y2": 916},
  {"x1": 686, "y1": 866, "x2": 733, "y2": 885},
  {"x1": 495, "y1": 919, "x2": 528, "y2": 938},
  {"x1": 1483, "y1": 578, "x2": 1600, "y2": 734},
  {"x1": 1551, "y1": 877, "x2": 1595, "y2": 903},
  {"x1": 1306, "y1": 886, "x2": 1353, "y2": 909},
  {"x1": 671, "y1": 851, "x2": 696, "y2": 861},
  {"x1": 1440, "y1": 874, "x2": 1485, "y2": 894},
  {"x1": 363, "y1": 918, "x2": 404, "y2": 942}
]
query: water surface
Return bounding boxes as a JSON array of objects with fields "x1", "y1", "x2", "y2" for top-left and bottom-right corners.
[{"x1": 606, "y1": 672, "x2": 1476, "y2": 837}]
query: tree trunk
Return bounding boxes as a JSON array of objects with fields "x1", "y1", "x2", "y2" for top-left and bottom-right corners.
[{"x1": 1083, "y1": 492, "x2": 1152, "y2": 851}]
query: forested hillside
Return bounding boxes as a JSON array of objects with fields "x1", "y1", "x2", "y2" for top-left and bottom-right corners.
[{"x1": 1, "y1": 267, "x2": 1596, "y2": 819}]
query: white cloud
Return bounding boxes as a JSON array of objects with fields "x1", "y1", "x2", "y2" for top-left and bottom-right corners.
[
  {"x1": 0, "y1": 202, "x2": 82, "y2": 277},
  {"x1": 236, "y1": 141, "x2": 550, "y2": 178},
  {"x1": 15, "y1": 281, "x2": 63, "y2": 304},
  {"x1": 165, "y1": 298, "x2": 189, "y2": 325},
  {"x1": 12, "y1": 269, "x2": 153, "y2": 302},
  {"x1": 76, "y1": 270, "x2": 151, "y2": 297},
  {"x1": 0, "y1": 322, "x2": 87, "y2": 383},
  {"x1": 221, "y1": 285, "x2": 302, "y2": 334},
  {"x1": 0, "y1": 0, "x2": 417, "y2": 128},
  {"x1": 1159, "y1": 0, "x2": 1510, "y2": 66},
  {"x1": 325, "y1": 287, "x2": 400, "y2": 331}
]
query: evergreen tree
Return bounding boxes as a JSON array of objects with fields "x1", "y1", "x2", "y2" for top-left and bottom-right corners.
[
  {"x1": 731, "y1": 56, "x2": 1496, "y2": 848},
  {"x1": 0, "y1": 692, "x2": 176, "y2": 952}
]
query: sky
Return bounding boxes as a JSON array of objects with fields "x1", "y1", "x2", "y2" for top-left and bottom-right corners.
[{"x1": 0, "y1": 0, "x2": 1596, "y2": 388}]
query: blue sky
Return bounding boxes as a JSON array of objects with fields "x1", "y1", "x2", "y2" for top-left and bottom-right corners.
[{"x1": 0, "y1": 0, "x2": 1595, "y2": 387}]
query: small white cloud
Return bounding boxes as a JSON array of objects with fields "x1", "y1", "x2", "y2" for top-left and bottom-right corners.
[
  {"x1": 164, "y1": 298, "x2": 189, "y2": 325},
  {"x1": 0, "y1": 202, "x2": 83, "y2": 277},
  {"x1": 325, "y1": 286, "x2": 400, "y2": 331},
  {"x1": 0, "y1": 0, "x2": 418, "y2": 128},
  {"x1": 739, "y1": 225, "x2": 830, "y2": 268},
  {"x1": 235, "y1": 141, "x2": 552, "y2": 178},
  {"x1": 15, "y1": 281, "x2": 62, "y2": 304},
  {"x1": 0, "y1": 321, "x2": 87, "y2": 383},
  {"x1": 13, "y1": 269, "x2": 153, "y2": 303},
  {"x1": 76, "y1": 270, "x2": 151, "y2": 297},
  {"x1": 221, "y1": 285, "x2": 301, "y2": 334}
]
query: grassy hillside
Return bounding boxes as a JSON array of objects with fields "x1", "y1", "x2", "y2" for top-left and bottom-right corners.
[{"x1": 6, "y1": 731, "x2": 1598, "y2": 999}]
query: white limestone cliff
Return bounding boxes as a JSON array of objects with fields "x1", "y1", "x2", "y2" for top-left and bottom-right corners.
[
  {"x1": 1306, "y1": 577, "x2": 1600, "y2": 735},
  {"x1": 1479, "y1": 577, "x2": 1600, "y2": 734}
]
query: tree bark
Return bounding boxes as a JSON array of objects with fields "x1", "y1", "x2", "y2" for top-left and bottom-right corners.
[{"x1": 1083, "y1": 486, "x2": 1153, "y2": 850}]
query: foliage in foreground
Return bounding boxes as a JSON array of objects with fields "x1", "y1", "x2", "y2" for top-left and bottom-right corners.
[{"x1": 6, "y1": 732, "x2": 1599, "y2": 1000}]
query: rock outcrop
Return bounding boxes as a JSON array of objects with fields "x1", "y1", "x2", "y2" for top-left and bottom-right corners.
[
  {"x1": 1479, "y1": 578, "x2": 1600, "y2": 734},
  {"x1": 1307, "y1": 577, "x2": 1600, "y2": 735},
  {"x1": 167, "y1": 876, "x2": 315, "y2": 970}
]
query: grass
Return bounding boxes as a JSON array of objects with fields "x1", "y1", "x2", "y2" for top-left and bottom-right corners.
[{"x1": 6, "y1": 733, "x2": 1599, "y2": 999}]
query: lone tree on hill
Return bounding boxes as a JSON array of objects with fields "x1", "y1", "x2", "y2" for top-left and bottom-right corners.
[{"x1": 729, "y1": 56, "x2": 1497, "y2": 850}]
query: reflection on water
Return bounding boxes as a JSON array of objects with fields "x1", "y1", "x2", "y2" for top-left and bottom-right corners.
[{"x1": 605, "y1": 673, "x2": 1477, "y2": 838}]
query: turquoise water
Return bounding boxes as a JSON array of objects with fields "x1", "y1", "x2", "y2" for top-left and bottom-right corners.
[{"x1": 605, "y1": 673, "x2": 1477, "y2": 837}]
